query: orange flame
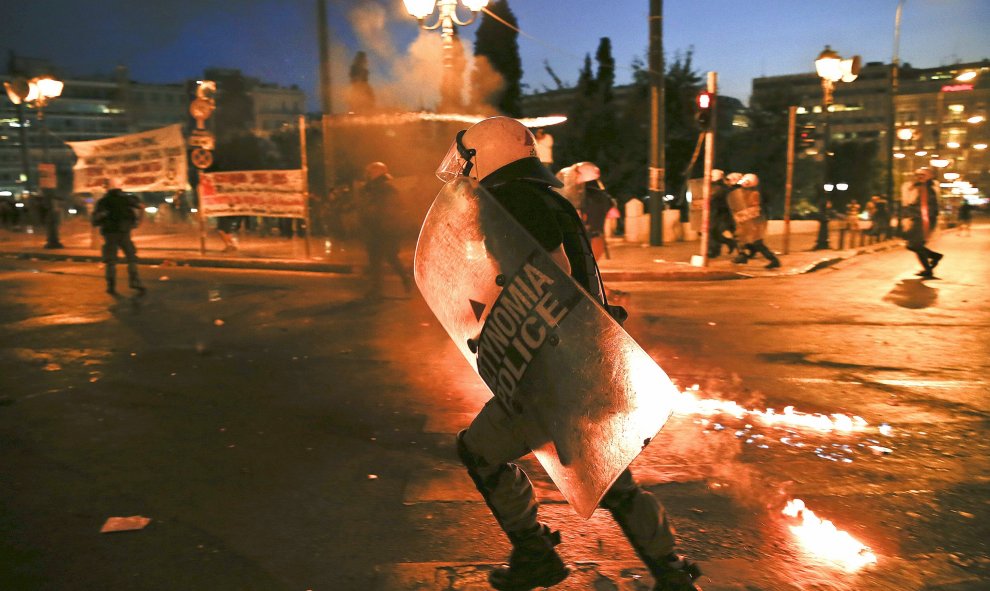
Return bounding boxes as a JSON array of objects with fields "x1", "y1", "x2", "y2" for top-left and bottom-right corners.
[
  {"x1": 782, "y1": 499, "x2": 877, "y2": 570},
  {"x1": 673, "y1": 385, "x2": 869, "y2": 433},
  {"x1": 331, "y1": 112, "x2": 566, "y2": 128}
]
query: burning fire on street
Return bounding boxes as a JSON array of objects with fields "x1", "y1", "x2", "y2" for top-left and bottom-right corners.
[
  {"x1": 672, "y1": 384, "x2": 871, "y2": 434},
  {"x1": 782, "y1": 499, "x2": 878, "y2": 571}
]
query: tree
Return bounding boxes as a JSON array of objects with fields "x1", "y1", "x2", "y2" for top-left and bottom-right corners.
[
  {"x1": 595, "y1": 37, "x2": 615, "y2": 102},
  {"x1": 471, "y1": 0, "x2": 522, "y2": 116},
  {"x1": 601, "y1": 49, "x2": 702, "y2": 202},
  {"x1": 723, "y1": 88, "x2": 795, "y2": 217},
  {"x1": 205, "y1": 69, "x2": 255, "y2": 140}
]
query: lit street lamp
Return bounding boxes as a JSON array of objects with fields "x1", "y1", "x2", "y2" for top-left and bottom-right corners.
[
  {"x1": 813, "y1": 46, "x2": 859, "y2": 250},
  {"x1": 402, "y1": 0, "x2": 489, "y2": 112},
  {"x1": 4, "y1": 74, "x2": 65, "y2": 248}
]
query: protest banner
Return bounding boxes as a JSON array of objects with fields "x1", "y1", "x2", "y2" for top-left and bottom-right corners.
[
  {"x1": 198, "y1": 170, "x2": 306, "y2": 218},
  {"x1": 67, "y1": 124, "x2": 188, "y2": 194}
]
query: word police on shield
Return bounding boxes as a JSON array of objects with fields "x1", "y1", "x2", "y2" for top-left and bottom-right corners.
[{"x1": 414, "y1": 177, "x2": 679, "y2": 518}]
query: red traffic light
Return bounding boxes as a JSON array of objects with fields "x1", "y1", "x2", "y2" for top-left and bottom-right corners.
[
  {"x1": 695, "y1": 91, "x2": 714, "y2": 128},
  {"x1": 697, "y1": 91, "x2": 712, "y2": 110}
]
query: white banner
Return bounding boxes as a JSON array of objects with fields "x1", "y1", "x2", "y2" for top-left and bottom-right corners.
[
  {"x1": 199, "y1": 170, "x2": 306, "y2": 218},
  {"x1": 67, "y1": 124, "x2": 188, "y2": 194}
]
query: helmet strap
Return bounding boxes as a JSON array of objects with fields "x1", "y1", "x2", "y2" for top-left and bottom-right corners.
[{"x1": 455, "y1": 130, "x2": 477, "y2": 177}]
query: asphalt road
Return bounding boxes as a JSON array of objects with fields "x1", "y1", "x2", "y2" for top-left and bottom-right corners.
[{"x1": 0, "y1": 226, "x2": 987, "y2": 591}]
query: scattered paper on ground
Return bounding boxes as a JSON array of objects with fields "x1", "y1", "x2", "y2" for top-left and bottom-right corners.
[{"x1": 100, "y1": 516, "x2": 151, "y2": 533}]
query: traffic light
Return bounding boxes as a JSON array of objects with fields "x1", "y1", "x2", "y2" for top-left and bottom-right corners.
[
  {"x1": 799, "y1": 125, "x2": 817, "y2": 148},
  {"x1": 695, "y1": 90, "x2": 714, "y2": 128}
]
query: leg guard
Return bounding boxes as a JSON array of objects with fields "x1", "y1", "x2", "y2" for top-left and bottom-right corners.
[
  {"x1": 456, "y1": 430, "x2": 540, "y2": 536},
  {"x1": 104, "y1": 262, "x2": 117, "y2": 294},
  {"x1": 600, "y1": 470, "x2": 676, "y2": 564},
  {"x1": 456, "y1": 431, "x2": 569, "y2": 590},
  {"x1": 601, "y1": 470, "x2": 700, "y2": 590}
]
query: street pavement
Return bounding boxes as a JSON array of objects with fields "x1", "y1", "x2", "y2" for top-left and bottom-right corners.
[
  {"x1": 0, "y1": 217, "x2": 984, "y2": 591},
  {"x1": 0, "y1": 216, "x2": 900, "y2": 281}
]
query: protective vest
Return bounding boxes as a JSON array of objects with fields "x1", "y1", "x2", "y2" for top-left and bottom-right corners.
[
  {"x1": 93, "y1": 189, "x2": 138, "y2": 233},
  {"x1": 482, "y1": 159, "x2": 605, "y2": 306}
]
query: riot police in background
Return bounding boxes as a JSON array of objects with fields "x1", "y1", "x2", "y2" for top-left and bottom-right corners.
[
  {"x1": 576, "y1": 162, "x2": 612, "y2": 261},
  {"x1": 729, "y1": 173, "x2": 781, "y2": 269},
  {"x1": 435, "y1": 117, "x2": 702, "y2": 591},
  {"x1": 359, "y1": 161, "x2": 412, "y2": 297},
  {"x1": 707, "y1": 169, "x2": 737, "y2": 258}
]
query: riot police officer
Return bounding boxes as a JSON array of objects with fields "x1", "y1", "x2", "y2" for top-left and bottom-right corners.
[{"x1": 435, "y1": 117, "x2": 702, "y2": 591}]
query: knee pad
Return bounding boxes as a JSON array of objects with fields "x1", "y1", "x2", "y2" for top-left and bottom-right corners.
[
  {"x1": 456, "y1": 429, "x2": 511, "y2": 492},
  {"x1": 455, "y1": 430, "x2": 486, "y2": 470}
]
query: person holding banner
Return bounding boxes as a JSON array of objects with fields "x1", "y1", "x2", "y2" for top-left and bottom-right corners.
[{"x1": 91, "y1": 179, "x2": 145, "y2": 296}]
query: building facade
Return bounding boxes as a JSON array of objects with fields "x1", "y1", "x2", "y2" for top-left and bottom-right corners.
[
  {"x1": 1, "y1": 60, "x2": 306, "y2": 199},
  {"x1": 752, "y1": 59, "x2": 988, "y2": 201}
]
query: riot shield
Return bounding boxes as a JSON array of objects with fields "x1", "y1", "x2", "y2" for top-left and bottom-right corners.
[
  {"x1": 414, "y1": 177, "x2": 678, "y2": 519},
  {"x1": 727, "y1": 187, "x2": 766, "y2": 244}
]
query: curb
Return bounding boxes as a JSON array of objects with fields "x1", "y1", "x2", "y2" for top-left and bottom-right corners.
[
  {"x1": 1, "y1": 250, "x2": 355, "y2": 275},
  {"x1": 600, "y1": 269, "x2": 745, "y2": 282}
]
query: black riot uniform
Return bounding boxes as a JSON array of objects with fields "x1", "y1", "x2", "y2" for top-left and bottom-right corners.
[
  {"x1": 445, "y1": 120, "x2": 702, "y2": 591},
  {"x1": 92, "y1": 187, "x2": 145, "y2": 295}
]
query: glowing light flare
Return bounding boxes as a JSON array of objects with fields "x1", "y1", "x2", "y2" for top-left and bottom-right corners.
[
  {"x1": 672, "y1": 385, "x2": 869, "y2": 433},
  {"x1": 782, "y1": 499, "x2": 878, "y2": 571},
  {"x1": 330, "y1": 112, "x2": 566, "y2": 129}
]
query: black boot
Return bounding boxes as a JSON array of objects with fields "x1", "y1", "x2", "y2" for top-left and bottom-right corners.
[
  {"x1": 647, "y1": 553, "x2": 702, "y2": 591},
  {"x1": 106, "y1": 279, "x2": 118, "y2": 295},
  {"x1": 129, "y1": 278, "x2": 147, "y2": 296},
  {"x1": 489, "y1": 526, "x2": 569, "y2": 591}
]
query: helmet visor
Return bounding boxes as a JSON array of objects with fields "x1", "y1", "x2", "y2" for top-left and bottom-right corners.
[{"x1": 435, "y1": 139, "x2": 467, "y2": 183}]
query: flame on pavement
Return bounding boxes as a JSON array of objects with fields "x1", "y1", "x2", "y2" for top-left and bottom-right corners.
[
  {"x1": 782, "y1": 499, "x2": 878, "y2": 570},
  {"x1": 331, "y1": 112, "x2": 566, "y2": 128},
  {"x1": 673, "y1": 385, "x2": 869, "y2": 434}
]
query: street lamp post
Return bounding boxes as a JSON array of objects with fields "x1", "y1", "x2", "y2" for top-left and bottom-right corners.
[
  {"x1": 402, "y1": 0, "x2": 489, "y2": 112},
  {"x1": 4, "y1": 75, "x2": 65, "y2": 248},
  {"x1": 813, "y1": 46, "x2": 859, "y2": 250}
]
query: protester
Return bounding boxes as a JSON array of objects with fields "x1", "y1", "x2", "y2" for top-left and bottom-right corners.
[
  {"x1": 91, "y1": 178, "x2": 145, "y2": 296},
  {"x1": 217, "y1": 216, "x2": 242, "y2": 252},
  {"x1": 707, "y1": 169, "x2": 737, "y2": 258},
  {"x1": 359, "y1": 161, "x2": 412, "y2": 298},
  {"x1": 957, "y1": 199, "x2": 973, "y2": 236},
  {"x1": 866, "y1": 195, "x2": 890, "y2": 241},
  {"x1": 901, "y1": 167, "x2": 943, "y2": 278},
  {"x1": 729, "y1": 173, "x2": 781, "y2": 269},
  {"x1": 434, "y1": 116, "x2": 702, "y2": 591},
  {"x1": 845, "y1": 200, "x2": 862, "y2": 247}
]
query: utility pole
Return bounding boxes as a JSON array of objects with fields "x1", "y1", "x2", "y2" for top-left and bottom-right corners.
[
  {"x1": 889, "y1": 0, "x2": 905, "y2": 234},
  {"x1": 697, "y1": 74, "x2": 716, "y2": 267},
  {"x1": 647, "y1": 0, "x2": 665, "y2": 246},
  {"x1": 317, "y1": 0, "x2": 335, "y2": 193}
]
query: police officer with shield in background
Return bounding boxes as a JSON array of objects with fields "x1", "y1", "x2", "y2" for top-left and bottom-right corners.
[
  {"x1": 728, "y1": 173, "x2": 780, "y2": 269},
  {"x1": 432, "y1": 117, "x2": 702, "y2": 591}
]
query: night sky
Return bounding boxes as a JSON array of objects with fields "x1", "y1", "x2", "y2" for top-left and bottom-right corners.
[{"x1": 2, "y1": 0, "x2": 988, "y2": 111}]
